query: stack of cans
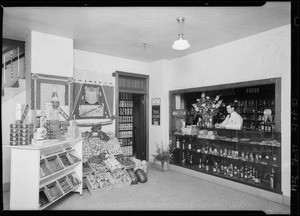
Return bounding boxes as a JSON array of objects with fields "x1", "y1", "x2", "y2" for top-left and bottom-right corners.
[{"x1": 10, "y1": 124, "x2": 34, "y2": 146}]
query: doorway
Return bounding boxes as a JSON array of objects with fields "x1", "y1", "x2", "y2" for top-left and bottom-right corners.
[
  {"x1": 114, "y1": 71, "x2": 149, "y2": 161},
  {"x1": 133, "y1": 94, "x2": 146, "y2": 160}
]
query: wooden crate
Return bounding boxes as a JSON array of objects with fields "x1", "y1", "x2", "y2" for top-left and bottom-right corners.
[
  {"x1": 109, "y1": 169, "x2": 132, "y2": 189},
  {"x1": 85, "y1": 172, "x2": 113, "y2": 194}
]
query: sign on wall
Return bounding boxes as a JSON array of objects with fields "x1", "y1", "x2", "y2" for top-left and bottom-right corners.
[{"x1": 152, "y1": 98, "x2": 161, "y2": 126}]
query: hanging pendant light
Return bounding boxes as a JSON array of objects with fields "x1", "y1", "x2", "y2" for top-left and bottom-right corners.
[{"x1": 172, "y1": 17, "x2": 190, "y2": 50}]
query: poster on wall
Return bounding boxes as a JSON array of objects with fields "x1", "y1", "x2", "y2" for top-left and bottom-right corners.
[{"x1": 152, "y1": 98, "x2": 161, "y2": 126}]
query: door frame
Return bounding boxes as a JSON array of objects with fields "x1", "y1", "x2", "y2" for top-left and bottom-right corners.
[{"x1": 112, "y1": 71, "x2": 149, "y2": 161}]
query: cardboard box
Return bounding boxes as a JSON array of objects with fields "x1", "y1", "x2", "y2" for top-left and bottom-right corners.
[
  {"x1": 10, "y1": 124, "x2": 20, "y2": 129},
  {"x1": 10, "y1": 128, "x2": 19, "y2": 133},
  {"x1": 10, "y1": 141, "x2": 19, "y2": 146},
  {"x1": 10, "y1": 132, "x2": 19, "y2": 138}
]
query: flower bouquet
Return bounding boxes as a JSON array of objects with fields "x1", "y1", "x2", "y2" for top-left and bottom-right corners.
[{"x1": 192, "y1": 93, "x2": 222, "y2": 127}]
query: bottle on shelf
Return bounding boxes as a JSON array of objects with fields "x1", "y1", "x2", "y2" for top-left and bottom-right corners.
[
  {"x1": 244, "y1": 166, "x2": 248, "y2": 180},
  {"x1": 248, "y1": 166, "x2": 253, "y2": 180},
  {"x1": 252, "y1": 167, "x2": 256, "y2": 182},
  {"x1": 233, "y1": 166, "x2": 238, "y2": 177},
  {"x1": 199, "y1": 158, "x2": 202, "y2": 169},
  {"x1": 240, "y1": 166, "x2": 244, "y2": 179},
  {"x1": 228, "y1": 164, "x2": 233, "y2": 178},
  {"x1": 188, "y1": 138, "x2": 192, "y2": 165},
  {"x1": 220, "y1": 161, "x2": 224, "y2": 175},
  {"x1": 265, "y1": 153, "x2": 270, "y2": 165},
  {"x1": 270, "y1": 168, "x2": 276, "y2": 189},
  {"x1": 182, "y1": 139, "x2": 186, "y2": 165},
  {"x1": 254, "y1": 170, "x2": 259, "y2": 184},
  {"x1": 258, "y1": 172, "x2": 262, "y2": 184},
  {"x1": 205, "y1": 159, "x2": 209, "y2": 172},
  {"x1": 272, "y1": 156, "x2": 277, "y2": 167},
  {"x1": 216, "y1": 162, "x2": 220, "y2": 174},
  {"x1": 176, "y1": 137, "x2": 180, "y2": 149},
  {"x1": 212, "y1": 162, "x2": 217, "y2": 173}
]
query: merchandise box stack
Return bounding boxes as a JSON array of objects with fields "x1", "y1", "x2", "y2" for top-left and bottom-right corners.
[
  {"x1": 10, "y1": 124, "x2": 35, "y2": 146},
  {"x1": 45, "y1": 120, "x2": 61, "y2": 139}
]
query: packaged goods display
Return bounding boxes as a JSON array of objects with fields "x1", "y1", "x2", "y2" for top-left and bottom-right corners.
[
  {"x1": 58, "y1": 177, "x2": 73, "y2": 193},
  {"x1": 68, "y1": 150, "x2": 81, "y2": 163},
  {"x1": 39, "y1": 188, "x2": 52, "y2": 208},
  {"x1": 46, "y1": 182, "x2": 63, "y2": 201},
  {"x1": 109, "y1": 169, "x2": 132, "y2": 186},
  {"x1": 82, "y1": 130, "x2": 123, "y2": 163},
  {"x1": 173, "y1": 129, "x2": 281, "y2": 193},
  {"x1": 83, "y1": 162, "x2": 94, "y2": 175},
  {"x1": 58, "y1": 153, "x2": 73, "y2": 167},
  {"x1": 86, "y1": 172, "x2": 113, "y2": 192},
  {"x1": 106, "y1": 138, "x2": 122, "y2": 155},
  {"x1": 40, "y1": 159, "x2": 53, "y2": 178},
  {"x1": 89, "y1": 162, "x2": 108, "y2": 173},
  {"x1": 9, "y1": 123, "x2": 34, "y2": 146},
  {"x1": 118, "y1": 92, "x2": 134, "y2": 156},
  {"x1": 68, "y1": 172, "x2": 81, "y2": 187},
  {"x1": 7, "y1": 137, "x2": 83, "y2": 210},
  {"x1": 46, "y1": 156, "x2": 64, "y2": 173},
  {"x1": 116, "y1": 156, "x2": 135, "y2": 169},
  {"x1": 104, "y1": 156, "x2": 124, "y2": 171}
]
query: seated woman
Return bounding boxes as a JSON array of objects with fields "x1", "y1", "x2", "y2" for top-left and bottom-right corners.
[{"x1": 215, "y1": 100, "x2": 243, "y2": 130}]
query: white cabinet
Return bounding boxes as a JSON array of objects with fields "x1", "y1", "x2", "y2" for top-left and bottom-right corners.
[{"x1": 6, "y1": 138, "x2": 83, "y2": 210}]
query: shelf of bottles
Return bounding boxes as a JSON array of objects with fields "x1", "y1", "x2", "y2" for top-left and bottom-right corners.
[
  {"x1": 118, "y1": 92, "x2": 133, "y2": 156},
  {"x1": 171, "y1": 132, "x2": 281, "y2": 194},
  {"x1": 234, "y1": 98, "x2": 275, "y2": 132}
]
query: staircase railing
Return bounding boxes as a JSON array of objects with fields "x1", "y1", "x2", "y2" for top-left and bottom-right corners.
[{"x1": 2, "y1": 42, "x2": 25, "y2": 91}]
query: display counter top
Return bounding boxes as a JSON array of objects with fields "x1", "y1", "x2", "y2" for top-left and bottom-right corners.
[{"x1": 4, "y1": 138, "x2": 83, "y2": 150}]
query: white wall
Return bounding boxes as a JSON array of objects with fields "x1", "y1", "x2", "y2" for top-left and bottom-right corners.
[
  {"x1": 73, "y1": 49, "x2": 150, "y2": 133},
  {"x1": 158, "y1": 25, "x2": 290, "y2": 198},
  {"x1": 2, "y1": 90, "x2": 26, "y2": 187},
  {"x1": 31, "y1": 31, "x2": 73, "y2": 77}
]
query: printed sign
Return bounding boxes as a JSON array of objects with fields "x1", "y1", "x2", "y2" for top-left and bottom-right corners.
[{"x1": 152, "y1": 105, "x2": 160, "y2": 126}]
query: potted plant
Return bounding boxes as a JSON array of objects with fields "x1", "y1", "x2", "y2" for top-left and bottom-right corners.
[{"x1": 152, "y1": 140, "x2": 174, "y2": 171}]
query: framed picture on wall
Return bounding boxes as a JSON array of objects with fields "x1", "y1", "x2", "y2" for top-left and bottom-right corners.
[
  {"x1": 31, "y1": 73, "x2": 73, "y2": 112},
  {"x1": 72, "y1": 83, "x2": 114, "y2": 120}
]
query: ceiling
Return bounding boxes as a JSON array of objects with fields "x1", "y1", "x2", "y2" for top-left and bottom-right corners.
[{"x1": 2, "y1": 2, "x2": 290, "y2": 63}]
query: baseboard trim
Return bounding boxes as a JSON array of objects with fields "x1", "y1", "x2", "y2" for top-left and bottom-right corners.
[
  {"x1": 283, "y1": 195, "x2": 290, "y2": 206},
  {"x1": 169, "y1": 164, "x2": 290, "y2": 206},
  {"x1": 3, "y1": 182, "x2": 10, "y2": 192}
]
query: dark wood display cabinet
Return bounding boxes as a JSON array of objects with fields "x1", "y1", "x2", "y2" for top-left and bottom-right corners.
[
  {"x1": 184, "y1": 82, "x2": 280, "y2": 132},
  {"x1": 171, "y1": 128, "x2": 282, "y2": 194}
]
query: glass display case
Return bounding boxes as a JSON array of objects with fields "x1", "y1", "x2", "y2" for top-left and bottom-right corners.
[{"x1": 171, "y1": 128, "x2": 281, "y2": 194}]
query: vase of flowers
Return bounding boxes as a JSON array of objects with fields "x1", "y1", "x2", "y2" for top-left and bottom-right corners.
[
  {"x1": 152, "y1": 140, "x2": 174, "y2": 172},
  {"x1": 192, "y1": 93, "x2": 222, "y2": 128}
]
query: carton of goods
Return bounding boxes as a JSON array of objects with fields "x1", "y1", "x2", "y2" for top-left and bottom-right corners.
[
  {"x1": 89, "y1": 162, "x2": 108, "y2": 174},
  {"x1": 67, "y1": 172, "x2": 81, "y2": 188},
  {"x1": 116, "y1": 156, "x2": 135, "y2": 169},
  {"x1": 45, "y1": 182, "x2": 63, "y2": 201},
  {"x1": 39, "y1": 187, "x2": 52, "y2": 208},
  {"x1": 85, "y1": 172, "x2": 113, "y2": 194},
  {"x1": 109, "y1": 169, "x2": 132, "y2": 189},
  {"x1": 83, "y1": 162, "x2": 94, "y2": 176},
  {"x1": 46, "y1": 155, "x2": 64, "y2": 173},
  {"x1": 57, "y1": 176, "x2": 73, "y2": 194},
  {"x1": 181, "y1": 125, "x2": 199, "y2": 135},
  {"x1": 104, "y1": 157, "x2": 124, "y2": 172}
]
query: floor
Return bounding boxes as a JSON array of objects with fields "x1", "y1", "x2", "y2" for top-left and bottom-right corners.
[{"x1": 2, "y1": 166, "x2": 290, "y2": 213}]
